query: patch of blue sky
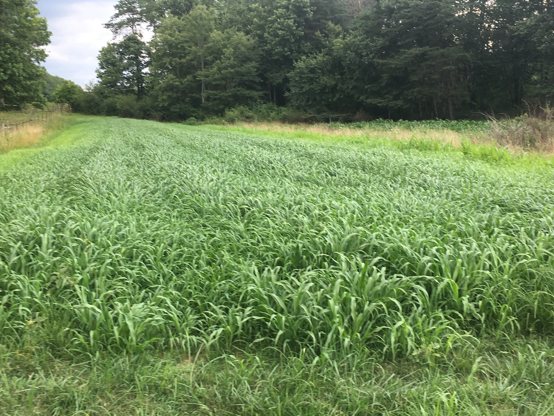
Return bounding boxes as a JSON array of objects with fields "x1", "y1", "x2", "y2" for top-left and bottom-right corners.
[{"x1": 38, "y1": 0, "x2": 117, "y2": 85}]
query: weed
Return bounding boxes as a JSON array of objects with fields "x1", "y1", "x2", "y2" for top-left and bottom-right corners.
[{"x1": 487, "y1": 106, "x2": 554, "y2": 152}]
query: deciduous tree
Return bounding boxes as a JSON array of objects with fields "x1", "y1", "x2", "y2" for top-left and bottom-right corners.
[
  {"x1": 53, "y1": 80, "x2": 83, "y2": 110},
  {"x1": 0, "y1": 0, "x2": 50, "y2": 109},
  {"x1": 97, "y1": 34, "x2": 150, "y2": 99}
]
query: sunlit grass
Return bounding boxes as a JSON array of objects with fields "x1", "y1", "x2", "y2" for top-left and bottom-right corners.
[
  {"x1": 0, "y1": 110, "x2": 75, "y2": 155},
  {"x1": 224, "y1": 120, "x2": 468, "y2": 146},
  {"x1": 1, "y1": 117, "x2": 553, "y2": 414},
  {"x1": 0, "y1": 123, "x2": 45, "y2": 153},
  {"x1": 219, "y1": 119, "x2": 554, "y2": 157}
]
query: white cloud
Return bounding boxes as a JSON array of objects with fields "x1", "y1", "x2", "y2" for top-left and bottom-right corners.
[{"x1": 43, "y1": 1, "x2": 116, "y2": 86}]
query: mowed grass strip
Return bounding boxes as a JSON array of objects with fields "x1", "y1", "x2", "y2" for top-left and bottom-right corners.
[{"x1": 1, "y1": 117, "x2": 554, "y2": 415}]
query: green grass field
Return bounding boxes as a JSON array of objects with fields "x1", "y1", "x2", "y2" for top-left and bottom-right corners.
[{"x1": 1, "y1": 117, "x2": 554, "y2": 415}]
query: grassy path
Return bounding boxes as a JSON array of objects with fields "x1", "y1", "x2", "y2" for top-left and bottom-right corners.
[{"x1": 1, "y1": 117, "x2": 554, "y2": 415}]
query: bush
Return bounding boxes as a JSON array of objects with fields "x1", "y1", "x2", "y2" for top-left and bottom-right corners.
[
  {"x1": 101, "y1": 97, "x2": 119, "y2": 116},
  {"x1": 224, "y1": 106, "x2": 255, "y2": 123},
  {"x1": 79, "y1": 91, "x2": 103, "y2": 115},
  {"x1": 488, "y1": 105, "x2": 554, "y2": 151},
  {"x1": 183, "y1": 117, "x2": 198, "y2": 126},
  {"x1": 116, "y1": 95, "x2": 141, "y2": 119},
  {"x1": 221, "y1": 103, "x2": 311, "y2": 124}
]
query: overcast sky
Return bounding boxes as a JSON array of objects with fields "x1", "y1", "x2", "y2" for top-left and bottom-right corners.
[{"x1": 38, "y1": 0, "x2": 117, "y2": 86}]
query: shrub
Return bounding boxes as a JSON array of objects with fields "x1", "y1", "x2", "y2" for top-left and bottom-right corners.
[
  {"x1": 488, "y1": 105, "x2": 554, "y2": 151},
  {"x1": 222, "y1": 104, "x2": 312, "y2": 124},
  {"x1": 101, "y1": 97, "x2": 119, "y2": 116},
  {"x1": 116, "y1": 95, "x2": 141, "y2": 119},
  {"x1": 183, "y1": 117, "x2": 198, "y2": 126},
  {"x1": 224, "y1": 106, "x2": 255, "y2": 123}
]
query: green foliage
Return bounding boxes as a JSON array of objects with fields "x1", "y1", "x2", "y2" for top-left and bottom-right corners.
[
  {"x1": 218, "y1": 103, "x2": 307, "y2": 124},
  {"x1": 86, "y1": 0, "x2": 554, "y2": 121},
  {"x1": 333, "y1": 119, "x2": 491, "y2": 133},
  {"x1": 104, "y1": 0, "x2": 157, "y2": 36},
  {"x1": 182, "y1": 116, "x2": 197, "y2": 125},
  {"x1": 222, "y1": 105, "x2": 255, "y2": 123},
  {"x1": 288, "y1": 30, "x2": 351, "y2": 113},
  {"x1": 201, "y1": 29, "x2": 262, "y2": 113},
  {"x1": 0, "y1": 0, "x2": 51, "y2": 109},
  {"x1": 115, "y1": 94, "x2": 156, "y2": 118},
  {"x1": 1, "y1": 335, "x2": 554, "y2": 415},
  {"x1": 42, "y1": 72, "x2": 67, "y2": 102},
  {"x1": 151, "y1": 5, "x2": 261, "y2": 120},
  {"x1": 1, "y1": 118, "x2": 553, "y2": 356},
  {"x1": 52, "y1": 81, "x2": 83, "y2": 108},
  {"x1": 345, "y1": 0, "x2": 472, "y2": 119},
  {"x1": 245, "y1": 0, "x2": 314, "y2": 98},
  {"x1": 115, "y1": 94, "x2": 141, "y2": 118},
  {"x1": 461, "y1": 140, "x2": 512, "y2": 163},
  {"x1": 97, "y1": 34, "x2": 150, "y2": 99}
]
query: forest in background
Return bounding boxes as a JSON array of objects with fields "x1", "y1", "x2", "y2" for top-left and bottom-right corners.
[
  {"x1": 74, "y1": 0, "x2": 554, "y2": 122},
  {"x1": 2, "y1": 0, "x2": 554, "y2": 122}
]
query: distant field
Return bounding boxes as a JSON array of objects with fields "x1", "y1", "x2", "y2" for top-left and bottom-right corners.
[{"x1": 1, "y1": 118, "x2": 554, "y2": 415}]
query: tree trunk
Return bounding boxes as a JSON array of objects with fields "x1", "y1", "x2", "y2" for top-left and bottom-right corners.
[
  {"x1": 448, "y1": 97, "x2": 454, "y2": 120},
  {"x1": 201, "y1": 56, "x2": 205, "y2": 104}
]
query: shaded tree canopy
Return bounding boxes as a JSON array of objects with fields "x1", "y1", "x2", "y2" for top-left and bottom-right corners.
[
  {"x1": 97, "y1": 34, "x2": 150, "y2": 99},
  {"x1": 81, "y1": 0, "x2": 554, "y2": 121},
  {"x1": 43, "y1": 72, "x2": 68, "y2": 102},
  {"x1": 53, "y1": 80, "x2": 83, "y2": 109},
  {"x1": 0, "y1": 0, "x2": 51, "y2": 109}
]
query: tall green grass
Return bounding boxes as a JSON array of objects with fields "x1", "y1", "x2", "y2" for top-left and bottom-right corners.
[
  {"x1": 331, "y1": 119, "x2": 491, "y2": 133},
  {"x1": 1, "y1": 118, "x2": 553, "y2": 414}
]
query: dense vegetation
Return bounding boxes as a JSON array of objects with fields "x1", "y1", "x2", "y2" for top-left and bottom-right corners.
[
  {"x1": 42, "y1": 72, "x2": 68, "y2": 102},
  {"x1": 0, "y1": 0, "x2": 50, "y2": 110},
  {"x1": 74, "y1": 0, "x2": 554, "y2": 121},
  {"x1": 1, "y1": 118, "x2": 553, "y2": 414},
  {"x1": 0, "y1": 1, "x2": 75, "y2": 111},
  {"x1": 2, "y1": 0, "x2": 554, "y2": 413}
]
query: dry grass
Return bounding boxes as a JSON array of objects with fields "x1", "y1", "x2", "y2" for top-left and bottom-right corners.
[
  {"x1": 0, "y1": 112, "x2": 66, "y2": 154},
  {"x1": 228, "y1": 120, "x2": 554, "y2": 155},
  {"x1": 0, "y1": 123, "x2": 46, "y2": 153},
  {"x1": 0, "y1": 104, "x2": 59, "y2": 122},
  {"x1": 232, "y1": 121, "x2": 466, "y2": 146},
  {"x1": 488, "y1": 108, "x2": 554, "y2": 153}
]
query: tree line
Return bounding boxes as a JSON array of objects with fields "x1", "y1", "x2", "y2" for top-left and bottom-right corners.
[{"x1": 2, "y1": 1, "x2": 553, "y2": 121}]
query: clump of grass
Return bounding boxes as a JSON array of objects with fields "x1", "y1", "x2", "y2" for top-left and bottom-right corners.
[
  {"x1": 487, "y1": 106, "x2": 554, "y2": 152},
  {"x1": 461, "y1": 139, "x2": 513, "y2": 163},
  {"x1": 0, "y1": 123, "x2": 45, "y2": 153}
]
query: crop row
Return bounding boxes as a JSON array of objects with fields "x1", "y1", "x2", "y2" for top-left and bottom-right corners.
[{"x1": 0, "y1": 118, "x2": 553, "y2": 358}]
